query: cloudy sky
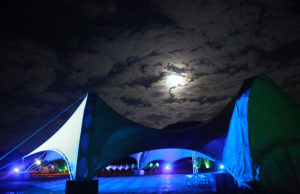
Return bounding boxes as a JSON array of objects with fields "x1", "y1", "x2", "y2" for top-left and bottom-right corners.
[{"x1": 0, "y1": 0, "x2": 299, "y2": 152}]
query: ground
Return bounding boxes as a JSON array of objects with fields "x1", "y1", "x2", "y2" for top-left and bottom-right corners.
[{"x1": 0, "y1": 174, "x2": 212, "y2": 193}]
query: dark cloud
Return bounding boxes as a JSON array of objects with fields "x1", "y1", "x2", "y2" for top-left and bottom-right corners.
[
  {"x1": 259, "y1": 41, "x2": 300, "y2": 63},
  {"x1": 127, "y1": 72, "x2": 165, "y2": 88},
  {"x1": 120, "y1": 96, "x2": 152, "y2": 108},
  {"x1": 0, "y1": 0, "x2": 300, "y2": 152}
]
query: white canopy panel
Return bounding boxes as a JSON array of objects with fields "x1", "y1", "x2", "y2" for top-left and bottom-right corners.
[{"x1": 25, "y1": 95, "x2": 88, "y2": 180}]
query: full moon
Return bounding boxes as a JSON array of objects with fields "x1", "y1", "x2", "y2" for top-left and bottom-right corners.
[{"x1": 166, "y1": 74, "x2": 186, "y2": 88}]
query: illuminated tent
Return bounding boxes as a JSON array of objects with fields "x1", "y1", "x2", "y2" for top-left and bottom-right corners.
[
  {"x1": 22, "y1": 75, "x2": 299, "y2": 192},
  {"x1": 25, "y1": 96, "x2": 87, "y2": 179},
  {"x1": 130, "y1": 148, "x2": 214, "y2": 170},
  {"x1": 44, "y1": 148, "x2": 212, "y2": 172}
]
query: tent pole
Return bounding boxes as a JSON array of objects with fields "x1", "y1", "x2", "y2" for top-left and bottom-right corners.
[{"x1": 192, "y1": 151, "x2": 199, "y2": 184}]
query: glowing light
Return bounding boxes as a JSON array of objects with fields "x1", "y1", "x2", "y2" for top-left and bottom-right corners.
[
  {"x1": 204, "y1": 159, "x2": 211, "y2": 168},
  {"x1": 166, "y1": 74, "x2": 185, "y2": 88},
  {"x1": 156, "y1": 162, "x2": 159, "y2": 167},
  {"x1": 35, "y1": 159, "x2": 41, "y2": 166},
  {"x1": 219, "y1": 164, "x2": 224, "y2": 169},
  {"x1": 165, "y1": 163, "x2": 172, "y2": 170},
  {"x1": 149, "y1": 163, "x2": 153, "y2": 168},
  {"x1": 13, "y1": 168, "x2": 19, "y2": 173}
]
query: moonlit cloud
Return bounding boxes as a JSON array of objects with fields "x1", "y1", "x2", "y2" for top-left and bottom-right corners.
[{"x1": 0, "y1": 0, "x2": 299, "y2": 151}]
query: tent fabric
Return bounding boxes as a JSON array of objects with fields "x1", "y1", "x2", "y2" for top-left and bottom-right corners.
[
  {"x1": 44, "y1": 150, "x2": 63, "y2": 162},
  {"x1": 260, "y1": 145, "x2": 300, "y2": 192},
  {"x1": 248, "y1": 76, "x2": 300, "y2": 192},
  {"x1": 130, "y1": 148, "x2": 215, "y2": 170},
  {"x1": 24, "y1": 76, "x2": 252, "y2": 181},
  {"x1": 22, "y1": 75, "x2": 300, "y2": 191},
  {"x1": 25, "y1": 95, "x2": 88, "y2": 180},
  {"x1": 73, "y1": 92, "x2": 237, "y2": 180},
  {"x1": 222, "y1": 88, "x2": 256, "y2": 183}
]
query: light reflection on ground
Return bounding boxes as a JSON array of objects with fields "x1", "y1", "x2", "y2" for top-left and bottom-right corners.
[{"x1": 0, "y1": 174, "x2": 212, "y2": 193}]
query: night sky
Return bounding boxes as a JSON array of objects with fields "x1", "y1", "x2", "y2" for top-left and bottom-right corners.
[{"x1": 0, "y1": 0, "x2": 300, "y2": 152}]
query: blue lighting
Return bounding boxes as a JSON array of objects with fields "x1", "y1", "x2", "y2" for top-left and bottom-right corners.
[
  {"x1": 13, "y1": 167, "x2": 20, "y2": 173},
  {"x1": 0, "y1": 174, "x2": 212, "y2": 192},
  {"x1": 219, "y1": 164, "x2": 224, "y2": 169},
  {"x1": 164, "y1": 163, "x2": 172, "y2": 170}
]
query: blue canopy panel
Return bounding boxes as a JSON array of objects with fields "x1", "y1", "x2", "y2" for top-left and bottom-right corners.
[
  {"x1": 222, "y1": 89, "x2": 257, "y2": 183},
  {"x1": 43, "y1": 150, "x2": 63, "y2": 162}
]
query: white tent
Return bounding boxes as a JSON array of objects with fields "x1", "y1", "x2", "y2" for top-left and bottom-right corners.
[{"x1": 25, "y1": 96, "x2": 88, "y2": 180}]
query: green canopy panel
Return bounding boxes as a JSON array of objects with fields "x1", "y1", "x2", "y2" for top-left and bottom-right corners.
[
  {"x1": 260, "y1": 145, "x2": 300, "y2": 192},
  {"x1": 248, "y1": 75, "x2": 300, "y2": 191},
  {"x1": 75, "y1": 93, "x2": 230, "y2": 180}
]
